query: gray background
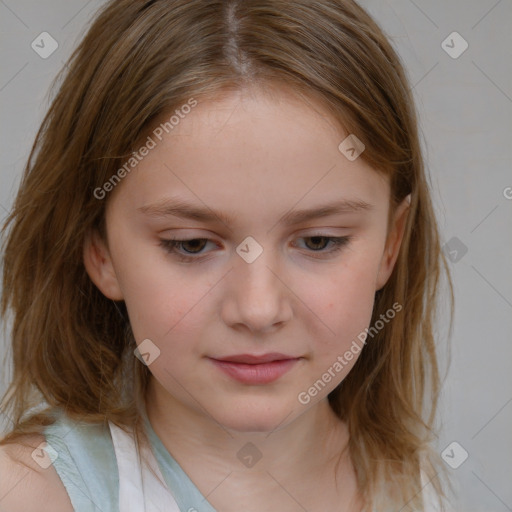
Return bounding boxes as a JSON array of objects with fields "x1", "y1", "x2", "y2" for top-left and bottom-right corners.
[{"x1": 1, "y1": 1, "x2": 511, "y2": 511}]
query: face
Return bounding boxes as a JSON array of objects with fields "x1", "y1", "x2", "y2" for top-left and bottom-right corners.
[{"x1": 84, "y1": 84, "x2": 408, "y2": 433}]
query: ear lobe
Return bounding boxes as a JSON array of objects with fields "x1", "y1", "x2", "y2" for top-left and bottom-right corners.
[
  {"x1": 375, "y1": 195, "x2": 411, "y2": 291},
  {"x1": 83, "y1": 229, "x2": 124, "y2": 300}
]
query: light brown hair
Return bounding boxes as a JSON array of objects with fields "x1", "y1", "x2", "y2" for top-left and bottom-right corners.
[{"x1": 1, "y1": 1, "x2": 453, "y2": 510}]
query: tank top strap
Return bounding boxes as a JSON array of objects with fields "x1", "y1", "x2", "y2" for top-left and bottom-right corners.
[{"x1": 108, "y1": 420, "x2": 181, "y2": 512}]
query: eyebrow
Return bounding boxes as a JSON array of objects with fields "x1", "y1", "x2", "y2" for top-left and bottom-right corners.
[{"x1": 138, "y1": 197, "x2": 373, "y2": 227}]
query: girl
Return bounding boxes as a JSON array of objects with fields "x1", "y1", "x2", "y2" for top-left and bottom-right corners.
[{"x1": 0, "y1": 1, "x2": 454, "y2": 511}]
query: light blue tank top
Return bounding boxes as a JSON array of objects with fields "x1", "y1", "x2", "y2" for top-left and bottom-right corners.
[
  {"x1": 43, "y1": 407, "x2": 445, "y2": 511},
  {"x1": 43, "y1": 407, "x2": 217, "y2": 512}
]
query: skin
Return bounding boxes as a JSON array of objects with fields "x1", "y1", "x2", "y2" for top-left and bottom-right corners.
[{"x1": 84, "y1": 83, "x2": 409, "y2": 511}]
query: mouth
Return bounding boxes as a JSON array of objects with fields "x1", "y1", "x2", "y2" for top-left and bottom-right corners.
[{"x1": 208, "y1": 353, "x2": 301, "y2": 385}]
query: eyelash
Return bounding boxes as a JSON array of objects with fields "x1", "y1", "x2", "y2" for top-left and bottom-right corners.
[{"x1": 159, "y1": 235, "x2": 352, "y2": 262}]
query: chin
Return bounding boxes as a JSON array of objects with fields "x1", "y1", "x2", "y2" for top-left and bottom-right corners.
[{"x1": 213, "y1": 400, "x2": 297, "y2": 434}]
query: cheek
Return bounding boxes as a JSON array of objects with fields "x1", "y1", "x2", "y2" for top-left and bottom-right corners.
[
  {"x1": 111, "y1": 244, "x2": 209, "y2": 343},
  {"x1": 120, "y1": 266, "x2": 211, "y2": 385},
  {"x1": 298, "y1": 248, "x2": 382, "y2": 358}
]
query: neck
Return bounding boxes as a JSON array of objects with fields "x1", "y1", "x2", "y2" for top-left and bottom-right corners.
[{"x1": 144, "y1": 377, "x2": 350, "y2": 483}]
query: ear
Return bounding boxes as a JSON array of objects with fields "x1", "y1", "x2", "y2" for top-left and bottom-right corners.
[
  {"x1": 83, "y1": 228, "x2": 124, "y2": 300},
  {"x1": 375, "y1": 194, "x2": 411, "y2": 291}
]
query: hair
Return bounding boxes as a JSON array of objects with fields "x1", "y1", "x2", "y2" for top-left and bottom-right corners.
[{"x1": 0, "y1": 0, "x2": 454, "y2": 510}]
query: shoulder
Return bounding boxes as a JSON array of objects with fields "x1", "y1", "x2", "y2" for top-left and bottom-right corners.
[
  {"x1": 1, "y1": 410, "x2": 120, "y2": 512},
  {"x1": 42, "y1": 411, "x2": 120, "y2": 511},
  {"x1": 0, "y1": 434, "x2": 74, "y2": 512}
]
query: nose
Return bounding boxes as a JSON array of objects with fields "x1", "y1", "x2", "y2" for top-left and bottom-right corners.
[{"x1": 220, "y1": 246, "x2": 293, "y2": 334}]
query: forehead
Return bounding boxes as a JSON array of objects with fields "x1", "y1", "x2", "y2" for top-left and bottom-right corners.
[{"x1": 108, "y1": 84, "x2": 390, "y2": 221}]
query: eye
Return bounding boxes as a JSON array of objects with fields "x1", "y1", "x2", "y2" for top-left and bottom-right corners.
[
  {"x1": 159, "y1": 235, "x2": 352, "y2": 263},
  {"x1": 159, "y1": 238, "x2": 216, "y2": 262},
  {"x1": 294, "y1": 235, "x2": 351, "y2": 257}
]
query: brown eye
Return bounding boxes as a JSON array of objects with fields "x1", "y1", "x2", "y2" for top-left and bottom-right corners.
[
  {"x1": 178, "y1": 238, "x2": 208, "y2": 254},
  {"x1": 303, "y1": 236, "x2": 331, "y2": 251},
  {"x1": 294, "y1": 235, "x2": 351, "y2": 258},
  {"x1": 159, "y1": 238, "x2": 214, "y2": 261}
]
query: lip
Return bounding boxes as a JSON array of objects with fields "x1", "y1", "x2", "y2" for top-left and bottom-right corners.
[
  {"x1": 209, "y1": 353, "x2": 301, "y2": 384},
  {"x1": 212, "y1": 352, "x2": 296, "y2": 364}
]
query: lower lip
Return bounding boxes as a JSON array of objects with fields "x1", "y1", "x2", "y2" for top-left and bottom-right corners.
[{"x1": 210, "y1": 358, "x2": 299, "y2": 385}]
